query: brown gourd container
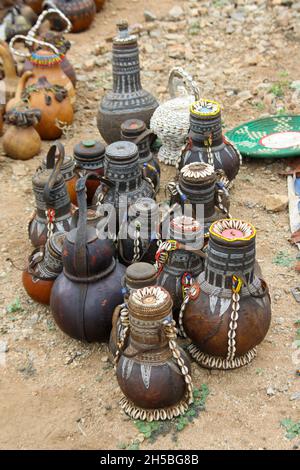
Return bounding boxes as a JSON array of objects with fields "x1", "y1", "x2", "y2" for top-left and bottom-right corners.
[
  {"x1": 109, "y1": 262, "x2": 157, "y2": 357},
  {"x1": 183, "y1": 219, "x2": 272, "y2": 370},
  {"x1": 50, "y1": 175, "x2": 126, "y2": 343},
  {"x1": 3, "y1": 107, "x2": 41, "y2": 160},
  {"x1": 115, "y1": 286, "x2": 193, "y2": 422},
  {"x1": 22, "y1": 232, "x2": 65, "y2": 305},
  {"x1": 97, "y1": 21, "x2": 158, "y2": 144},
  {"x1": 73, "y1": 140, "x2": 105, "y2": 205},
  {"x1": 29, "y1": 143, "x2": 72, "y2": 247},
  {"x1": 51, "y1": 0, "x2": 96, "y2": 33}
]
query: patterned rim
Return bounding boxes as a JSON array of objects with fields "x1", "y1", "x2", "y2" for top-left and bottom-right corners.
[
  {"x1": 209, "y1": 219, "x2": 256, "y2": 242},
  {"x1": 225, "y1": 115, "x2": 300, "y2": 158},
  {"x1": 190, "y1": 99, "x2": 220, "y2": 117}
]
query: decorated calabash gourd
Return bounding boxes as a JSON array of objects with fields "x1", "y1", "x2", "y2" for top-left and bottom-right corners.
[
  {"x1": 3, "y1": 5, "x2": 36, "y2": 42},
  {"x1": 50, "y1": 0, "x2": 96, "y2": 33},
  {"x1": 183, "y1": 219, "x2": 272, "y2": 370},
  {"x1": 97, "y1": 21, "x2": 158, "y2": 144},
  {"x1": 50, "y1": 175, "x2": 126, "y2": 343},
  {"x1": 9, "y1": 35, "x2": 75, "y2": 104},
  {"x1": 23, "y1": 7, "x2": 76, "y2": 86},
  {"x1": 22, "y1": 232, "x2": 65, "y2": 304},
  {"x1": 94, "y1": 0, "x2": 105, "y2": 12},
  {"x1": 109, "y1": 262, "x2": 157, "y2": 357},
  {"x1": 179, "y1": 99, "x2": 241, "y2": 183},
  {"x1": 6, "y1": 70, "x2": 73, "y2": 140},
  {"x1": 3, "y1": 107, "x2": 41, "y2": 160},
  {"x1": 29, "y1": 143, "x2": 72, "y2": 247},
  {"x1": 73, "y1": 140, "x2": 105, "y2": 205},
  {"x1": 120, "y1": 119, "x2": 160, "y2": 194},
  {"x1": 25, "y1": 1, "x2": 44, "y2": 15},
  {"x1": 156, "y1": 216, "x2": 204, "y2": 324},
  {"x1": 70, "y1": 174, "x2": 107, "y2": 229},
  {"x1": 167, "y1": 162, "x2": 230, "y2": 236},
  {"x1": 92, "y1": 141, "x2": 155, "y2": 228},
  {"x1": 115, "y1": 286, "x2": 193, "y2": 422},
  {"x1": 41, "y1": 148, "x2": 77, "y2": 205},
  {"x1": 117, "y1": 198, "x2": 160, "y2": 266}
]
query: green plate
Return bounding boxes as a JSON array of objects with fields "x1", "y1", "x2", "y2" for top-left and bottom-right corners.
[{"x1": 225, "y1": 115, "x2": 300, "y2": 158}]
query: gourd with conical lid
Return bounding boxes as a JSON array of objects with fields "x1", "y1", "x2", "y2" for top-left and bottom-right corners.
[
  {"x1": 180, "y1": 99, "x2": 241, "y2": 182},
  {"x1": 29, "y1": 142, "x2": 72, "y2": 247},
  {"x1": 93, "y1": 141, "x2": 155, "y2": 227},
  {"x1": 156, "y1": 216, "x2": 204, "y2": 323},
  {"x1": 116, "y1": 286, "x2": 193, "y2": 421},
  {"x1": 183, "y1": 219, "x2": 272, "y2": 370},
  {"x1": 9, "y1": 34, "x2": 75, "y2": 104},
  {"x1": 121, "y1": 119, "x2": 160, "y2": 193},
  {"x1": 22, "y1": 231, "x2": 65, "y2": 305},
  {"x1": 109, "y1": 261, "x2": 157, "y2": 357},
  {"x1": 50, "y1": 174, "x2": 126, "y2": 343},
  {"x1": 97, "y1": 20, "x2": 158, "y2": 144}
]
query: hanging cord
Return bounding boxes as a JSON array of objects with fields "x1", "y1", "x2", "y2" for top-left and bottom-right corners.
[
  {"x1": 163, "y1": 319, "x2": 194, "y2": 406},
  {"x1": 113, "y1": 304, "x2": 130, "y2": 367},
  {"x1": 216, "y1": 183, "x2": 232, "y2": 218},
  {"x1": 46, "y1": 208, "x2": 55, "y2": 239},
  {"x1": 178, "y1": 272, "x2": 194, "y2": 338},
  {"x1": 227, "y1": 275, "x2": 243, "y2": 362},
  {"x1": 132, "y1": 221, "x2": 141, "y2": 262},
  {"x1": 154, "y1": 240, "x2": 178, "y2": 274}
]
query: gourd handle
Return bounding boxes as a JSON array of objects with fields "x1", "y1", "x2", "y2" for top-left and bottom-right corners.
[
  {"x1": 43, "y1": 142, "x2": 65, "y2": 205},
  {"x1": 74, "y1": 174, "x2": 101, "y2": 277},
  {"x1": 27, "y1": 7, "x2": 72, "y2": 39},
  {"x1": 133, "y1": 128, "x2": 156, "y2": 147},
  {"x1": 9, "y1": 35, "x2": 60, "y2": 58},
  {"x1": 168, "y1": 67, "x2": 200, "y2": 101}
]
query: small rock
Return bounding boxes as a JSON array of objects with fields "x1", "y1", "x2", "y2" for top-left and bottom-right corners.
[
  {"x1": 144, "y1": 10, "x2": 157, "y2": 22},
  {"x1": 12, "y1": 164, "x2": 27, "y2": 177},
  {"x1": 83, "y1": 59, "x2": 96, "y2": 72},
  {"x1": 292, "y1": 2, "x2": 300, "y2": 11},
  {"x1": 93, "y1": 42, "x2": 107, "y2": 56},
  {"x1": 169, "y1": 5, "x2": 184, "y2": 20},
  {"x1": 237, "y1": 90, "x2": 253, "y2": 101},
  {"x1": 267, "y1": 386, "x2": 276, "y2": 396},
  {"x1": 290, "y1": 392, "x2": 300, "y2": 401},
  {"x1": 0, "y1": 341, "x2": 8, "y2": 353},
  {"x1": 265, "y1": 195, "x2": 288, "y2": 212},
  {"x1": 101, "y1": 355, "x2": 109, "y2": 363}
]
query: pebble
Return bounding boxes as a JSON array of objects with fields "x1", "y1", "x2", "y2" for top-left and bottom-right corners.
[
  {"x1": 265, "y1": 195, "x2": 288, "y2": 212},
  {"x1": 267, "y1": 387, "x2": 276, "y2": 396},
  {"x1": 169, "y1": 5, "x2": 184, "y2": 20},
  {"x1": 144, "y1": 10, "x2": 157, "y2": 22},
  {"x1": 290, "y1": 392, "x2": 300, "y2": 401},
  {"x1": 0, "y1": 341, "x2": 8, "y2": 353},
  {"x1": 101, "y1": 355, "x2": 109, "y2": 363}
]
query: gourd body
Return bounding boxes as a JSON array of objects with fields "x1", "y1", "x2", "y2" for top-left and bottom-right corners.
[
  {"x1": 3, "y1": 125, "x2": 41, "y2": 160},
  {"x1": 97, "y1": 21, "x2": 158, "y2": 144},
  {"x1": 52, "y1": 0, "x2": 96, "y2": 33}
]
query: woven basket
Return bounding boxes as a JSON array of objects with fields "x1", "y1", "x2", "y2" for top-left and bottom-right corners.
[{"x1": 225, "y1": 115, "x2": 300, "y2": 159}]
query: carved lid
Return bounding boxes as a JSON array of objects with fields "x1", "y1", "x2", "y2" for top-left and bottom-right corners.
[
  {"x1": 125, "y1": 262, "x2": 157, "y2": 290},
  {"x1": 180, "y1": 162, "x2": 215, "y2": 181},
  {"x1": 170, "y1": 216, "x2": 203, "y2": 249},
  {"x1": 209, "y1": 219, "x2": 256, "y2": 247},
  {"x1": 190, "y1": 99, "x2": 221, "y2": 120},
  {"x1": 113, "y1": 20, "x2": 137, "y2": 46},
  {"x1": 105, "y1": 141, "x2": 139, "y2": 164},
  {"x1": 74, "y1": 140, "x2": 105, "y2": 159},
  {"x1": 128, "y1": 286, "x2": 172, "y2": 321},
  {"x1": 121, "y1": 119, "x2": 146, "y2": 137}
]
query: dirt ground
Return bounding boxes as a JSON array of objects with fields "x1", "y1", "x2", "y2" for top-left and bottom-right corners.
[{"x1": 0, "y1": 0, "x2": 300, "y2": 450}]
